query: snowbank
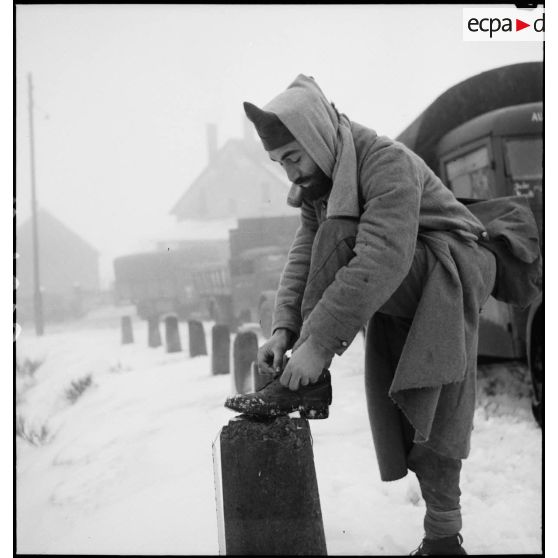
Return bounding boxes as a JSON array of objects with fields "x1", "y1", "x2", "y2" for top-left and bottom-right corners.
[{"x1": 15, "y1": 309, "x2": 542, "y2": 554}]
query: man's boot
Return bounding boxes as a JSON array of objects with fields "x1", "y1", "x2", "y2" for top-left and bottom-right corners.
[
  {"x1": 410, "y1": 534, "x2": 467, "y2": 555},
  {"x1": 225, "y1": 369, "x2": 332, "y2": 419}
]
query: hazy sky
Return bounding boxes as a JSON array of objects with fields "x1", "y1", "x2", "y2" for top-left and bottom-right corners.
[{"x1": 15, "y1": 4, "x2": 543, "y2": 285}]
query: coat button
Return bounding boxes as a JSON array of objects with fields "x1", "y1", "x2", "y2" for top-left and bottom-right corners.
[
  {"x1": 481, "y1": 231, "x2": 488, "y2": 239},
  {"x1": 341, "y1": 341, "x2": 348, "y2": 347}
]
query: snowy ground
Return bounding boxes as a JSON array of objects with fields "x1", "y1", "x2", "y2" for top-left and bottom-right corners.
[{"x1": 15, "y1": 307, "x2": 542, "y2": 555}]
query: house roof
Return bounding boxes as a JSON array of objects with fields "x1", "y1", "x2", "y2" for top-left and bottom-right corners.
[
  {"x1": 17, "y1": 208, "x2": 99, "y2": 257},
  {"x1": 170, "y1": 137, "x2": 292, "y2": 219},
  {"x1": 16, "y1": 208, "x2": 100, "y2": 296}
]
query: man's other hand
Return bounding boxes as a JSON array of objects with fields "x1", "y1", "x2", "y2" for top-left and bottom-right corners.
[
  {"x1": 257, "y1": 328, "x2": 294, "y2": 376},
  {"x1": 280, "y1": 336, "x2": 331, "y2": 391}
]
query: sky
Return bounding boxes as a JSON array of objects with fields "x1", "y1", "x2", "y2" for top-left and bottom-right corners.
[{"x1": 15, "y1": 4, "x2": 543, "y2": 286}]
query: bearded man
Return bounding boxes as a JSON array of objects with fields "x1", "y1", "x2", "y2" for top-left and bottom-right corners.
[{"x1": 225, "y1": 74, "x2": 503, "y2": 555}]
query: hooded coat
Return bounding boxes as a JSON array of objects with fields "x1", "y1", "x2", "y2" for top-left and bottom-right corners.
[{"x1": 261, "y1": 75, "x2": 508, "y2": 480}]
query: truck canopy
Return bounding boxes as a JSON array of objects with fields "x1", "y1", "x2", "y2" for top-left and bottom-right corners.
[
  {"x1": 395, "y1": 61, "x2": 543, "y2": 174},
  {"x1": 437, "y1": 101, "x2": 542, "y2": 156}
]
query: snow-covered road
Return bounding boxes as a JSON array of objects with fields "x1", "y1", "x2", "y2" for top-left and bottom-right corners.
[{"x1": 15, "y1": 309, "x2": 542, "y2": 555}]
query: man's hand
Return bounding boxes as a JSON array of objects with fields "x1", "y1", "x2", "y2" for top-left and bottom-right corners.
[
  {"x1": 257, "y1": 328, "x2": 295, "y2": 376},
  {"x1": 280, "y1": 336, "x2": 332, "y2": 391}
]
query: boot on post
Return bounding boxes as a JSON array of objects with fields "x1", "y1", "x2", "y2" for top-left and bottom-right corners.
[{"x1": 225, "y1": 369, "x2": 332, "y2": 419}]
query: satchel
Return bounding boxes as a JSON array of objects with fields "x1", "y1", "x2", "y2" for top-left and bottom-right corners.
[{"x1": 465, "y1": 196, "x2": 542, "y2": 309}]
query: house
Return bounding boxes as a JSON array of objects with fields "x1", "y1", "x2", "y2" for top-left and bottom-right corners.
[
  {"x1": 16, "y1": 209, "x2": 100, "y2": 322},
  {"x1": 170, "y1": 120, "x2": 298, "y2": 220}
]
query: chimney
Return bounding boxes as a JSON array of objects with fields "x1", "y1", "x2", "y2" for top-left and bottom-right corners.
[{"x1": 207, "y1": 123, "x2": 218, "y2": 163}]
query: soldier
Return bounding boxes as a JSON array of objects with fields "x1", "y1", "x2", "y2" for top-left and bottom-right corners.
[{"x1": 226, "y1": 74, "x2": 500, "y2": 555}]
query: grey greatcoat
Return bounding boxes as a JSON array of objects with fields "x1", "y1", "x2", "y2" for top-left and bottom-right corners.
[
  {"x1": 272, "y1": 121, "x2": 496, "y2": 480},
  {"x1": 257, "y1": 74, "x2": 509, "y2": 481}
]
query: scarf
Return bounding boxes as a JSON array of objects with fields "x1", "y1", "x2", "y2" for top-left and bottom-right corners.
[{"x1": 263, "y1": 74, "x2": 360, "y2": 218}]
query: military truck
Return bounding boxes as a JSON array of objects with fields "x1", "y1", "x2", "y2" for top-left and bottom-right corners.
[
  {"x1": 396, "y1": 61, "x2": 543, "y2": 424},
  {"x1": 113, "y1": 216, "x2": 299, "y2": 332},
  {"x1": 192, "y1": 215, "x2": 300, "y2": 333},
  {"x1": 113, "y1": 240, "x2": 229, "y2": 320}
]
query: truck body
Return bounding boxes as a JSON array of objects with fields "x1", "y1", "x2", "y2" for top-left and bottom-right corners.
[
  {"x1": 192, "y1": 215, "x2": 300, "y2": 329},
  {"x1": 113, "y1": 240, "x2": 228, "y2": 320},
  {"x1": 396, "y1": 61, "x2": 543, "y2": 423},
  {"x1": 113, "y1": 216, "x2": 299, "y2": 331}
]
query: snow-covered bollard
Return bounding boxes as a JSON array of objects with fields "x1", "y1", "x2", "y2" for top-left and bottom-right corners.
[
  {"x1": 147, "y1": 316, "x2": 162, "y2": 348},
  {"x1": 212, "y1": 325, "x2": 230, "y2": 375},
  {"x1": 212, "y1": 415, "x2": 327, "y2": 555},
  {"x1": 188, "y1": 320, "x2": 207, "y2": 357},
  {"x1": 233, "y1": 331, "x2": 258, "y2": 393},
  {"x1": 121, "y1": 316, "x2": 134, "y2": 344},
  {"x1": 164, "y1": 315, "x2": 182, "y2": 353}
]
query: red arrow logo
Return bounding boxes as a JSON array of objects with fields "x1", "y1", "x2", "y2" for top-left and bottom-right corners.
[{"x1": 516, "y1": 19, "x2": 530, "y2": 31}]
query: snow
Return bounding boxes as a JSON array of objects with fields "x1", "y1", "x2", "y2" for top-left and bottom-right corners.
[{"x1": 15, "y1": 308, "x2": 542, "y2": 555}]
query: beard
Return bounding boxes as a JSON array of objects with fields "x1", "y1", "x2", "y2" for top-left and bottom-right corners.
[{"x1": 298, "y1": 168, "x2": 333, "y2": 202}]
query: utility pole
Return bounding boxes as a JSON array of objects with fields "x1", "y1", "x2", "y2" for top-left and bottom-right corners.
[{"x1": 28, "y1": 73, "x2": 44, "y2": 336}]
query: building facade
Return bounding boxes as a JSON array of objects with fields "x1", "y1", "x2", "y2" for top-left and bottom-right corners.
[{"x1": 16, "y1": 209, "x2": 100, "y2": 323}]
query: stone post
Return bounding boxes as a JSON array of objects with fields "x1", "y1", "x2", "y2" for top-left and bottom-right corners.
[
  {"x1": 188, "y1": 320, "x2": 207, "y2": 357},
  {"x1": 212, "y1": 324, "x2": 230, "y2": 375},
  {"x1": 164, "y1": 315, "x2": 182, "y2": 353},
  {"x1": 147, "y1": 316, "x2": 161, "y2": 348},
  {"x1": 213, "y1": 415, "x2": 327, "y2": 555},
  {"x1": 121, "y1": 316, "x2": 134, "y2": 345}
]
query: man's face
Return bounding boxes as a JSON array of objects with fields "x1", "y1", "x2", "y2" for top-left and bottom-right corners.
[{"x1": 268, "y1": 140, "x2": 332, "y2": 202}]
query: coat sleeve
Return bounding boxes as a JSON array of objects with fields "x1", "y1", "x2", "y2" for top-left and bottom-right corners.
[
  {"x1": 271, "y1": 200, "x2": 319, "y2": 339},
  {"x1": 299, "y1": 144, "x2": 422, "y2": 355}
]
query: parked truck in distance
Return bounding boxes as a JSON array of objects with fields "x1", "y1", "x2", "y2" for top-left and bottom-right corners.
[
  {"x1": 113, "y1": 240, "x2": 229, "y2": 320},
  {"x1": 192, "y1": 215, "x2": 300, "y2": 334},
  {"x1": 396, "y1": 61, "x2": 543, "y2": 424},
  {"x1": 113, "y1": 215, "x2": 300, "y2": 335}
]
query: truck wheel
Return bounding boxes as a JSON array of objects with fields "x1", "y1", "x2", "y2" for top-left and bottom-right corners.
[
  {"x1": 259, "y1": 299, "x2": 273, "y2": 339},
  {"x1": 529, "y1": 313, "x2": 543, "y2": 428}
]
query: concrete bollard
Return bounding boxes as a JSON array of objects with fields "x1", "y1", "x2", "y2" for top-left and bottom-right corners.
[
  {"x1": 233, "y1": 331, "x2": 258, "y2": 393},
  {"x1": 121, "y1": 316, "x2": 134, "y2": 345},
  {"x1": 164, "y1": 315, "x2": 182, "y2": 353},
  {"x1": 212, "y1": 324, "x2": 230, "y2": 375},
  {"x1": 188, "y1": 320, "x2": 207, "y2": 357},
  {"x1": 147, "y1": 316, "x2": 162, "y2": 348},
  {"x1": 251, "y1": 361, "x2": 272, "y2": 392},
  {"x1": 213, "y1": 415, "x2": 327, "y2": 555}
]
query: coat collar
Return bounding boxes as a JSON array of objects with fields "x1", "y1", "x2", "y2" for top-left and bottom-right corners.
[{"x1": 326, "y1": 169, "x2": 360, "y2": 219}]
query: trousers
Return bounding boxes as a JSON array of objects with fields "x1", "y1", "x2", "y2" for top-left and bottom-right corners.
[{"x1": 297, "y1": 217, "x2": 493, "y2": 539}]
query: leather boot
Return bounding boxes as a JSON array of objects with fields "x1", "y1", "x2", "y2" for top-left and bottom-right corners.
[{"x1": 225, "y1": 369, "x2": 332, "y2": 419}]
